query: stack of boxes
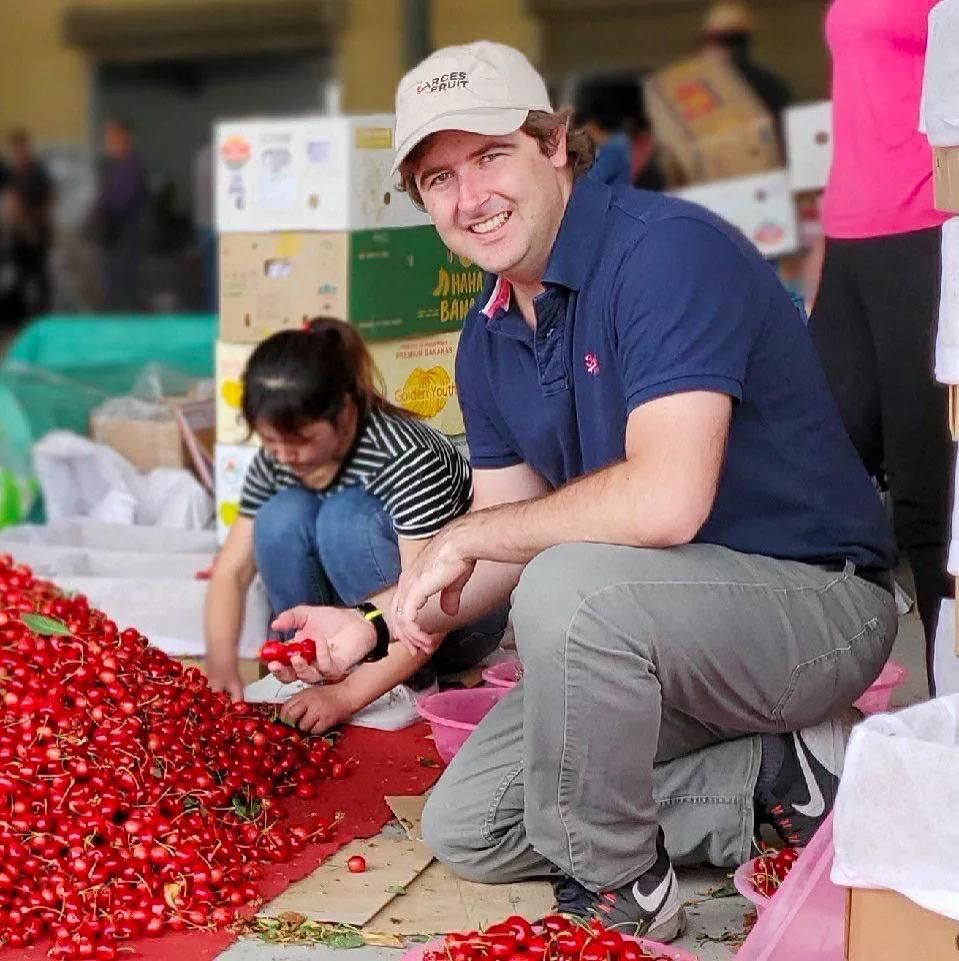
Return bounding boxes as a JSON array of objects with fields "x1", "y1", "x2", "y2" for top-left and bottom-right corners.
[
  {"x1": 645, "y1": 51, "x2": 799, "y2": 260},
  {"x1": 212, "y1": 114, "x2": 485, "y2": 544}
]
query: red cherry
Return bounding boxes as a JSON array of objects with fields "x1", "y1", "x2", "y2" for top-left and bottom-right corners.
[{"x1": 346, "y1": 855, "x2": 367, "y2": 874}]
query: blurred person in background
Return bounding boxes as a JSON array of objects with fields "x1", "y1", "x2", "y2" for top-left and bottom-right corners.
[
  {"x1": 808, "y1": 0, "x2": 950, "y2": 693},
  {"x1": 192, "y1": 141, "x2": 217, "y2": 312},
  {"x1": 572, "y1": 72, "x2": 665, "y2": 191},
  {"x1": 0, "y1": 188, "x2": 30, "y2": 336},
  {"x1": 90, "y1": 118, "x2": 148, "y2": 311},
  {"x1": 4, "y1": 129, "x2": 54, "y2": 315},
  {"x1": 700, "y1": 1, "x2": 792, "y2": 129}
]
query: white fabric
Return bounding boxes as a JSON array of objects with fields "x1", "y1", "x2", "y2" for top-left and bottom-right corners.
[
  {"x1": 831, "y1": 693, "x2": 959, "y2": 920},
  {"x1": 920, "y1": 0, "x2": 959, "y2": 146},
  {"x1": 934, "y1": 218, "x2": 959, "y2": 383},
  {"x1": 0, "y1": 521, "x2": 268, "y2": 658},
  {"x1": 933, "y1": 600, "x2": 959, "y2": 696},
  {"x1": 33, "y1": 431, "x2": 212, "y2": 529}
]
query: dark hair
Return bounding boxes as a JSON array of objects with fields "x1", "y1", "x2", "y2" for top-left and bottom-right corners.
[
  {"x1": 572, "y1": 73, "x2": 647, "y2": 135},
  {"x1": 241, "y1": 316, "x2": 411, "y2": 436},
  {"x1": 397, "y1": 109, "x2": 595, "y2": 210}
]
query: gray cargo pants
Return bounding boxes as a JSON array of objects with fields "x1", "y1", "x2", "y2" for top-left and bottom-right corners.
[{"x1": 421, "y1": 542, "x2": 898, "y2": 891}]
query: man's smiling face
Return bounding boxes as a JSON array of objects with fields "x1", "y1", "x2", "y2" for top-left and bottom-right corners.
[{"x1": 412, "y1": 128, "x2": 571, "y2": 285}]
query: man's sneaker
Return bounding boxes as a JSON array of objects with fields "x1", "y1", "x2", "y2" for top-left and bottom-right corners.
[
  {"x1": 755, "y1": 709, "x2": 859, "y2": 847},
  {"x1": 550, "y1": 830, "x2": 686, "y2": 943}
]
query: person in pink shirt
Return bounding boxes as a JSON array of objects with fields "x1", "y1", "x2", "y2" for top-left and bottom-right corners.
[{"x1": 809, "y1": 0, "x2": 952, "y2": 691}]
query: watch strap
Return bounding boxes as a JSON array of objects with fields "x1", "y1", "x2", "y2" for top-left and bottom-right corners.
[{"x1": 356, "y1": 602, "x2": 391, "y2": 662}]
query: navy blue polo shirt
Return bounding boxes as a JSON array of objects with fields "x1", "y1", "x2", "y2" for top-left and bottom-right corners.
[{"x1": 455, "y1": 177, "x2": 895, "y2": 570}]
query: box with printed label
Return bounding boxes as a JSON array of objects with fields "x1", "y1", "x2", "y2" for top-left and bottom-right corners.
[
  {"x1": 934, "y1": 146, "x2": 959, "y2": 213},
  {"x1": 674, "y1": 169, "x2": 798, "y2": 258},
  {"x1": 784, "y1": 100, "x2": 832, "y2": 193},
  {"x1": 215, "y1": 341, "x2": 257, "y2": 446},
  {"x1": 218, "y1": 228, "x2": 485, "y2": 343},
  {"x1": 370, "y1": 333, "x2": 463, "y2": 436},
  {"x1": 644, "y1": 52, "x2": 781, "y2": 187},
  {"x1": 215, "y1": 114, "x2": 430, "y2": 232},
  {"x1": 215, "y1": 444, "x2": 258, "y2": 546}
]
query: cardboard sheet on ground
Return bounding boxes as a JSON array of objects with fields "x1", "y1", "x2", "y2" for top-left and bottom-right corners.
[
  {"x1": 364, "y1": 794, "x2": 552, "y2": 935},
  {"x1": 263, "y1": 835, "x2": 435, "y2": 925},
  {"x1": 364, "y1": 860, "x2": 554, "y2": 935}
]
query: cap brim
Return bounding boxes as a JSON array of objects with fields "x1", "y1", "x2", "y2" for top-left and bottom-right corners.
[{"x1": 390, "y1": 106, "x2": 531, "y2": 177}]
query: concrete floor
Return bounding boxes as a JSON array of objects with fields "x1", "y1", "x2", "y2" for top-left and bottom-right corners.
[{"x1": 220, "y1": 584, "x2": 929, "y2": 961}]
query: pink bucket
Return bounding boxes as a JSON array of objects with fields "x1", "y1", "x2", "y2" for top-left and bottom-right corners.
[
  {"x1": 853, "y1": 660, "x2": 908, "y2": 715},
  {"x1": 481, "y1": 658, "x2": 522, "y2": 689},
  {"x1": 417, "y1": 687, "x2": 509, "y2": 763},
  {"x1": 400, "y1": 934, "x2": 700, "y2": 961}
]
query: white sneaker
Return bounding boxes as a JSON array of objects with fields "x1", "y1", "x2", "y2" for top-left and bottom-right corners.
[
  {"x1": 242, "y1": 674, "x2": 311, "y2": 703},
  {"x1": 349, "y1": 678, "x2": 439, "y2": 731}
]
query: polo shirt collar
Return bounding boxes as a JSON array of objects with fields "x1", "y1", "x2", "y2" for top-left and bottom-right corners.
[
  {"x1": 541, "y1": 176, "x2": 612, "y2": 291},
  {"x1": 476, "y1": 177, "x2": 612, "y2": 329}
]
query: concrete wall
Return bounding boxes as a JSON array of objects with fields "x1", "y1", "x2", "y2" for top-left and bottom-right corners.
[{"x1": 0, "y1": 0, "x2": 830, "y2": 149}]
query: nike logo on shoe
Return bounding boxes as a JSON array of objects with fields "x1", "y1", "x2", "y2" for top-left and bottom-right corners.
[
  {"x1": 631, "y1": 868, "x2": 678, "y2": 916},
  {"x1": 792, "y1": 732, "x2": 826, "y2": 818}
]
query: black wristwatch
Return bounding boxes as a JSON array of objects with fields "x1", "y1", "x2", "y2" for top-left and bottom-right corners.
[{"x1": 355, "y1": 602, "x2": 391, "y2": 662}]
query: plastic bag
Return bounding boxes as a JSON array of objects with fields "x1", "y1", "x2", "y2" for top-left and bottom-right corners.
[
  {"x1": 832, "y1": 694, "x2": 959, "y2": 920},
  {"x1": 735, "y1": 816, "x2": 845, "y2": 961},
  {"x1": 33, "y1": 430, "x2": 212, "y2": 529},
  {"x1": 921, "y1": 0, "x2": 959, "y2": 146}
]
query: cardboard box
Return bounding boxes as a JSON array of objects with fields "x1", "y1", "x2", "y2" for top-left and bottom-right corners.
[
  {"x1": 784, "y1": 100, "x2": 833, "y2": 193},
  {"x1": 674, "y1": 169, "x2": 799, "y2": 258},
  {"x1": 370, "y1": 332, "x2": 463, "y2": 436},
  {"x1": 91, "y1": 397, "x2": 215, "y2": 474},
  {"x1": 215, "y1": 341, "x2": 257, "y2": 446},
  {"x1": 934, "y1": 146, "x2": 959, "y2": 213},
  {"x1": 218, "y1": 228, "x2": 484, "y2": 343},
  {"x1": 644, "y1": 52, "x2": 782, "y2": 187},
  {"x1": 215, "y1": 443, "x2": 258, "y2": 545},
  {"x1": 216, "y1": 327, "x2": 463, "y2": 456},
  {"x1": 846, "y1": 888, "x2": 959, "y2": 961},
  {"x1": 215, "y1": 114, "x2": 430, "y2": 233}
]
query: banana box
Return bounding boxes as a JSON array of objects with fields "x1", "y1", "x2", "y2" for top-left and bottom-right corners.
[
  {"x1": 218, "y1": 227, "x2": 485, "y2": 343},
  {"x1": 370, "y1": 332, "x2": 463, "y2": 436},
  {"x1": 215, "y1": 443, "x2": 258, "y2": 545},
  {"x1": 215, "y1": 114, "x2": 429, "y2": 232},
  {"x1": 215, "y1": 340, "x2": 257, "y2": 445}
]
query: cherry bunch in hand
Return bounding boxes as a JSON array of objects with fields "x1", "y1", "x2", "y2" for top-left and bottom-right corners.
[
  {"x1": 750, "y1": 845, "x2": 799, "y2": 898},
  {"x1": 0, "y1": 555, "x2": 350, "y2": 959},
  {"x1": 425, "y1": 914, "x2": 677, "y2": 961},
  {"x1": 259, "y1": 638, "x2": 317, "y2": 665}
]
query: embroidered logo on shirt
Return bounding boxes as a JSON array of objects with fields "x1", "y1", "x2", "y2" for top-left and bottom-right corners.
[{"x1": 585, "y1": 353, "x2": 601, "y2": 376}]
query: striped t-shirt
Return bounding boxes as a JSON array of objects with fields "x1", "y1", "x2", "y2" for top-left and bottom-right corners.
[{"x1": 239, "y1": 408, "x2": 472, "y2": 539}]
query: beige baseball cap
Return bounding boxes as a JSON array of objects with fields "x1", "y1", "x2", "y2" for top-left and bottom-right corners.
[{"x1": 391, "y1": 41, "x2": 552, "y2": 176}]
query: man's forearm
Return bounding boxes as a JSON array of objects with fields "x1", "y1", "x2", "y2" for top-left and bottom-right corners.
[{"x1": 457, "y1": 458, "x2": 705, "y2": 566}]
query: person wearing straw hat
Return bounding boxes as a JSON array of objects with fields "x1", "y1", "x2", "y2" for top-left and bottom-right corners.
[{"x1": 270, "y1": 41, "x2": 896, "y2": 942}]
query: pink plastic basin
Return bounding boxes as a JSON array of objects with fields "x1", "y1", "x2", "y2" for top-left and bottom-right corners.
[
  {"x1": 853, "y1": 659, "x2": 908, "y2": 715},
  {"x1": 734, "y1": 858, "x2": 771, "y2": 914},
  {"x1": 401, "y1": 934, "x2": 700, "y2": 961},
  {"x1": 417, "y1": 687, "x2": 509, "y2": 763},
  {"x1": 481, "y1": 658, "x2": 522, "y2": 689}
]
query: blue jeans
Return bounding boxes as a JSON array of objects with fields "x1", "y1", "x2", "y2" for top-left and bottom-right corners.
[{"x1": 253, "y1": 485, "x2": 505, "y2": 672}]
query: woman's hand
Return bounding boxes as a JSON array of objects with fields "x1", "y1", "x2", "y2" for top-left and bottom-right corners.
[
  {"x1": 280, "y1": 683, "x2": 355, "y2": 734},
  {"x1": 205, "y1": 655, "x2": 246, "y2": 702}
]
